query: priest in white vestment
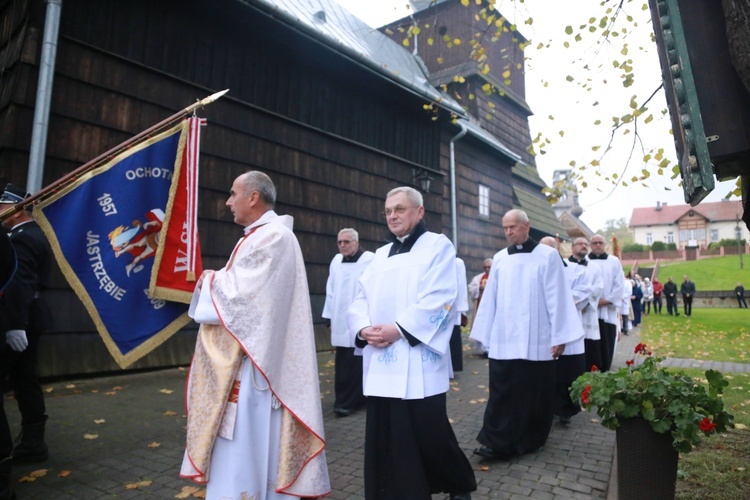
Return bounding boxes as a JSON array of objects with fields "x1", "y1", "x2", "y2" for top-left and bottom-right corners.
[
  {"x1": 568, "y1": 237, "x2": 605, "y2": 372},
  {"x1": 180, "y1": 171, "x2": 330, "y2": 499},
  {"x1": 540, "y1": 237, "x2": 590, "y2": 424},
  {"x1": 588, "y1": 234, "x2": 624, "y2": 372},
  {"x1": 470, "y1": 210, "x2": 583, "y2": 460},
  {"x1": 347, "y1": 187, "x2": 476, "y2": 500},
  {"x1": 322, "y1": 227, "x2": 374, "y2": 416}
]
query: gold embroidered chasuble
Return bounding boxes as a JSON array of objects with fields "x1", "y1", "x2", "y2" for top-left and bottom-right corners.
[{"x1": 181, "y1": 213, "x2": 330, "y2": 497}]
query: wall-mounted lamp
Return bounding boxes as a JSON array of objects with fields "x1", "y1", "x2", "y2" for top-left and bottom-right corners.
[{"x1": 413, "y1": 168, "x2": 433, "y2": 193}]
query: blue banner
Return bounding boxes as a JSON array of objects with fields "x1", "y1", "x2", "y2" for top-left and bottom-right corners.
[{"x1": 36, "y1": 123, "x2": 191, "y2": 368}]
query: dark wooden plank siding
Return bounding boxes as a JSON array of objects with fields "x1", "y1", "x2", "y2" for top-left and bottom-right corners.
[{"x1": 0, "y1": 0, "x2": 533, "y2": 377}]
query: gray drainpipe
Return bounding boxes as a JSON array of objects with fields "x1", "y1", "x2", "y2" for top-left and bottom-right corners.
[
  {"x1": 449, "y1": 122, "x2": 468, "y2": 247},
  {"x1": 26, "y1": 0, "x2": 62, "y2": 194}
]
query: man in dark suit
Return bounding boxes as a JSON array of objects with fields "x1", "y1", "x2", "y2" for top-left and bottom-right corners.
[
  {"x1": 0, "y1": 228, "x2": 18, "y2": 499},
  {"x1": 0, "y1": 184, "x2": 53, "y2": 466}
]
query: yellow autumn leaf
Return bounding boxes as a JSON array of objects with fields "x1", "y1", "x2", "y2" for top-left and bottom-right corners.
[
  {"x1": 163, "y1": 410, "x2": 177, "y2": 416},
  {"x1": 58, "y1": 470, "x2": 72, "y2": 477},
  {"x1": 147, "y1": 442, "x2": 161, "y2": 448},
  {"x1": 124, "y1": 480, "x2": 153, "y2": 490},
  {"x1": 160, "y1": 389, "x2": 174, "y2": 394},
  {"x1": 83, "y1": 434, "x2": 99, "y2": 440},
  {"x1": 175, "y1": 486, "x2": 201, "y2": 499},
  {"x1": 66, "y1": 384, "x2": 76, "y2": 389},
  {"x1": 19, "y1": 469, "x2": 48, "y2": 482},
  {"x1": 502, "y1": 70, "x2": 511, "y2": 79},
  {"x1": 94, "y1": 419, "x2": 105, "y2": 424}
]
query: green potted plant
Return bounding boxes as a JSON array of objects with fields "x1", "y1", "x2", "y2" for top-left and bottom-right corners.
[{"x1": 570, "y1": 343, "x2": 733, "y2": 499}]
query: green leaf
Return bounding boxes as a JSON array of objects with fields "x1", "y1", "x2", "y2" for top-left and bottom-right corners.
[{"x1": 564, "y1": 25, "x2": 573, "y2": 35}]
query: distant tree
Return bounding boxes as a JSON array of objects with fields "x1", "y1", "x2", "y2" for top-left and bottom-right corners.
[{"x1": 596, "y1": 217, "x2": 633, "y2": 247}]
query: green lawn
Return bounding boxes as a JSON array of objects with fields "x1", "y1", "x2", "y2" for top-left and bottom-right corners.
[
  {"x1": 635, "y1": 305, "x2": 750, "y2": 498},
  {"x1": 640, "y1": 309, "x2": 750, "y2": 363},
  {"x1": 650, "y1": 255, "x2": 750, "y2": 291}
]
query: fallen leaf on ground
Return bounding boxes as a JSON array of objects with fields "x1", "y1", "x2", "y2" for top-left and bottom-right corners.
[
  {"x1": 147, "y1": 442, "x2": 161, "y2": 448},
  {"x1": 478, "y1": 465, "x2": 490, "y2": 471},
  {"x1": 192, "y1": 489, "x2": 206, "y2": 498},
  {"x1": 19, "y1": 469, "x2": 48, "y2": 482},
  {"x1": 124, "y1": 480, "x2": 153, "y2": 490},
  {"x1": 175, "y1": 486, "x2": 201, "y2": 498},
  {"x1": 104, "y1": 391, "x2": 117, "y2": 396},
  {"x1": 44, "y1": 387, "x2": 54, "y2": 393},
  {"x1": 163, "y1": 410, "x2": 177, "y2": 416},
  {"x1": 160, "y1": 389, "x2": 174, "y2": 394},
  {"x1": 83, "y1": 434, "x2": 99, "y2": 440},
  {"x1": 58, "y1": 470, "x2": 72, "y2": 477},
  {"x1": 94, "y1": 419, "x2": 106, "y2": 424},
  {"x1": 112, "y1": 386, "x2": 123, "y2": 391},
  {"x1": 66, "y1": 384, "x2": 76, "y2": 389}
]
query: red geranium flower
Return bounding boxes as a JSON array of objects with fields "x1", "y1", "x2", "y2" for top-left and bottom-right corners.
[
  {"x1": 626, "y1": 359, "x2": 634, "y2": 366},
  {"x1": 581, "y1": 385, "x2": 592, "y2": 405},
  {"x1": 590, "y1": 365, "x2": 598, "y2": 372},
  {"x1": 699, "y1": 417, "x2": 717, "y2": 432},
  {"x1": 634, "y1": 343, "x2": 649, "y2": 355}
]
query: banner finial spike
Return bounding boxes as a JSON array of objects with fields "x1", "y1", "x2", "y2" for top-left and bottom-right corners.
[{"x1": 200, "y1": 89, "x2": 229, "y2": 107}]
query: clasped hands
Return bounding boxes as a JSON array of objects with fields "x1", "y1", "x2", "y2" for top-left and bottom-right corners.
[{"x1": 359, "y1": 324, "x2": 401, "y2": 349}]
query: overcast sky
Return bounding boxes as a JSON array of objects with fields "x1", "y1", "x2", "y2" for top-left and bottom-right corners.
[{"x1": 332, "y1": 0, "x2": 738, "y2": 232}]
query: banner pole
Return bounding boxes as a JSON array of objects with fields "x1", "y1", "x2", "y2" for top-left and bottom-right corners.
[{"x1": 0, "y1": 89, "x2": 228, "y2": 221}]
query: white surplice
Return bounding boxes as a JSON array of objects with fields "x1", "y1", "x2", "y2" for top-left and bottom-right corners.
[
  {"x1": 561, "y1": 261, "x2": 590, "y2": 356},
  {"x1": 588, "y1": 254, "x2": 625, "y2": 326},
  {"x1": 347, "y1": 231, "x2": 457, "y2": 399},
  {"x1": 568, "y1": 259, "x2": 604, "y2": 341},
  {"x1": 322, "y1": 251, "x2": 374, "y2": 347},
  {"x1": 470, "y1": 243, "x2": 584, "y2": 361}
]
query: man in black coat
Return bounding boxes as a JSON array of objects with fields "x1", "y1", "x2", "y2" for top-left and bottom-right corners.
[
  {"x1": 680, "y1": 275, "x2": 696, "y2": 317},
  {"x1": 0, "y1": 228, "x2": 18, "y2": 499},
  {"x1": 663, "y1": 277, "x2": 680, "y2": 316},
  {"x1": 0, "y1": 184, "x2": 53, "y2": 466}
]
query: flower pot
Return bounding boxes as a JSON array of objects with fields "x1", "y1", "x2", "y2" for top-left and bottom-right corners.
[{"x1": 616, "y1": 417, "x2": 678, "y2": 499}]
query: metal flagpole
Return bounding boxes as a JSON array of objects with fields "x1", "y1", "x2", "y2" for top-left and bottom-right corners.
[{"x1": 0, "y1": 89, "x2": 229, "y2": 221}]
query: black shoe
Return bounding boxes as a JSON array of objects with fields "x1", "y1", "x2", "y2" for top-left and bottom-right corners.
[
  {"x1": 12, "y1": 420, "x2": 49, "y2": 464},
  {"x1": 333, "y1": 407, "x2": 353, "y2": 417},
  {"x1": 473, "y1": 446, "x2": 511, "y2": 460},
  {"x1": 450, "y1": 493, "x2": 472, "y2": 500}
]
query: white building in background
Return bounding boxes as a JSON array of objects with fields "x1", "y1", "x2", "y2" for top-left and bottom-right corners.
[{"x1": 630, "y1": 200, "x2": 745, "y2": 249}]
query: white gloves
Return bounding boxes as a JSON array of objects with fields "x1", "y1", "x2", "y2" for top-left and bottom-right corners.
[{"x1": 6, "y1": 329, "x2": 28, "y2": 352}]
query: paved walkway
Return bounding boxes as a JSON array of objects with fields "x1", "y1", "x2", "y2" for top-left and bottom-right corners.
[{"x1": 6, "y1": 330, "x2": 747, "y2": 499}]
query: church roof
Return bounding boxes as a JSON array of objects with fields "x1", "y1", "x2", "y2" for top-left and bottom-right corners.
[
  {"x1": 244, "y1": 0, "x2": 464, "y2": 116},
  {"x1": 630, "y1": 200, "x2": 742, "y2": 227},
  {"x1": 244, "y1": 0, "x2": 521, "y2": 162}
]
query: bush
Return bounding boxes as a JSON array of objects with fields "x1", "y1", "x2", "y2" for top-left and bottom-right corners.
[
  {"x1": 666, "y1": 242, "x2": 677, "y2": 250},
  {"x1": 651, "y1": 241, "x2": 666, "y2": 251},
  {"x1": 623, "y1": 243, "x2": 647, "y2": 253},
  {"x1": 719, "y1": 238, "x2": 746, "y2": 248}
]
